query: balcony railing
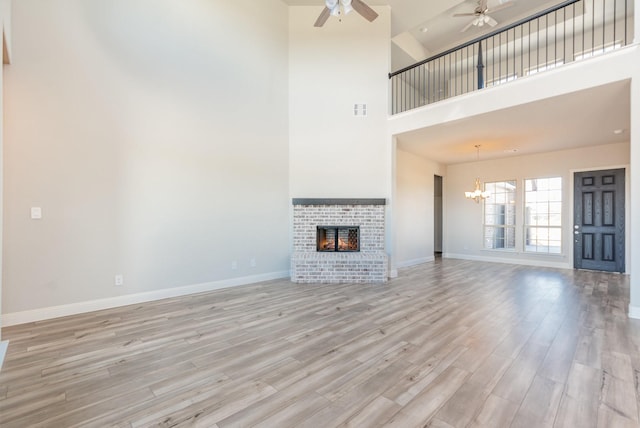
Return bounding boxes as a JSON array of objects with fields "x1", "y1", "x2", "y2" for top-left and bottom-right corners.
[{"x1": 389, "y1": 0, "x2": 633, "y2": 115}]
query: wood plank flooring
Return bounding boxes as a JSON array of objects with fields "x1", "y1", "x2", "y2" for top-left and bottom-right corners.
[{"x1": 1, "y1": 259, "x2": 640, "y2": 427}]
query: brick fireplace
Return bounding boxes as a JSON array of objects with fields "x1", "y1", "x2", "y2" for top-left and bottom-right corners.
[{"x1": 291, "y1": 198, "x2": 389, "y2": 283}]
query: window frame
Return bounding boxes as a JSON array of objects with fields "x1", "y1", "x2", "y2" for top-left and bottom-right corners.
[
  {"x1": 482, "y1": 179, "x2": 517, "y2": 251},
  {"x1": 523, "y1": 176, "x2": 563, "y2": 255}
]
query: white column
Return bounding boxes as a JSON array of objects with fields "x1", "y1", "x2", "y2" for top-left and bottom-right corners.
[
  {"x1": 635, "y1": 0, "x2": 640, "y2": 44},
  {"x1": 387, "y1": 136, "x2": 398, "y2": 278},
  {"x1": 0, "y1": 0, "x2": 10, "y2": 353},
  {"x1": 629, "y1": 68, "x2": 640, "y2": 318},
  {"x1": 0, "y1": 0, "x2": 11, "y2": 362}
]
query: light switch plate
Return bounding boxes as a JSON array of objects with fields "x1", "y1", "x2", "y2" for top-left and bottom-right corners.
[{"x1": 31, "y1": 207, "x2": 42, "y2": 219}]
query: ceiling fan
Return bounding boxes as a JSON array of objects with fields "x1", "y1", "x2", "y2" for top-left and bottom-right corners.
[
  {"x1": 454, "y1": 0, "x2": 515, "y2": 32},
  {"x1": 314, "y1": 0, "x2": 379, "y2": 27}
]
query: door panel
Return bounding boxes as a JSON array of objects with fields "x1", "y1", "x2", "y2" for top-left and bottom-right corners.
[
  {"x1": 582, "y1": 233, "x2": 594, "y2": 260},
  {"x1": 574, "y1": 169, "x2": 625, "y2": 272}
]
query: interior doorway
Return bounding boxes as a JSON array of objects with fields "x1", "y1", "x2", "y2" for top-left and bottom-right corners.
[{"x1": 434, "y1": 175, "x2": 443, "y2": 258}]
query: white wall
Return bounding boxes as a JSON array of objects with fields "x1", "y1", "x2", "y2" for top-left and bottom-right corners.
[
  {"x1": 445, "y1": 143, "x2": 630, "y2": 268},
  {"x1": 0, "y1": 0, "x2": 10, "y2": 347},
  {"x1": 2, "y1": 0, "x2": 290, "y2": 322},
  {"x1": 1, "y1": 0, "x2": 10, "y2": 64},
  {"x1": 395, "y1": 148, "x2": 445, "y2": 267},
  {"x1": 288, "y1": 6, "x2": 391, "y2": 198}
]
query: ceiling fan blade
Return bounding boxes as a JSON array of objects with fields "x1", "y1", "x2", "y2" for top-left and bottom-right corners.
[
  {"x1": 461, "y1": 20, "x2": 475, "y2": 32},
  {"x1": 314, "y1": 7, "x2": 331, "y2": 27},
  {"x1": 453, "y1": 13, "x2": 477, "y2": 17},
  {"x1": 487, "y1": 2, "x2": 514, "y2": 13},
  {"x1": 486, "y1": 16, "x2": 498, "y2": 26},
  {"x1": 352, "y1": 0, "x2": 378, "y2": 22}
]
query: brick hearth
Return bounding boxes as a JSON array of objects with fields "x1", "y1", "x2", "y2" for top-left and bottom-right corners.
[{"x1": 291, "y1": 199, "x2": 389, "y2": 283}]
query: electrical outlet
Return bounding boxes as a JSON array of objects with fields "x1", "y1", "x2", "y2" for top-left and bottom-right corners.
[
  {"x1": 115, "y1": 274, "x2": 124, "y2": 286},
  {"x1": 31, "y1": 207, "x2": 42, "y2": 219},
  {"x1": 250, "y1": 258, "x2": 256, "y2": 268},
  {"x1": 231, "y1": 261, "x2": 238, "y2": 270}
]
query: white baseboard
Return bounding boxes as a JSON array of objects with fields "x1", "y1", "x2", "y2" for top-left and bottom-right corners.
[
  {"x1": 443, "y1": 253, "x2": 571, "y2": 270},
  {"x1": 2, "y1": 271, "x2": 290, "y2": 327},
  {"x1": 396, "y1": 256, "x2": 435, "y2": 269},
  {"x1": 629, "y1": 305, "x2": 640, "y2": 319},
  {"x1": 0, "y1": 341, "x2": 8, "y2": 371}
]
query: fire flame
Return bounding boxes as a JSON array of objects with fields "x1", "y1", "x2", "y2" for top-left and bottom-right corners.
[{"x1": 338, "y1": 238, "x2": 348, "y2": 250}]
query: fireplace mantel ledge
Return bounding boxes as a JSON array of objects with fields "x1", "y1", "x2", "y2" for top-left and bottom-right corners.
[{"x1": 292, "y1": 198, "x2": 386, "y2": 206}]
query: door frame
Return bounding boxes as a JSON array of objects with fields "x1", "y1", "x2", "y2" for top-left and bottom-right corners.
[
  {"x1": 434, "y1": 175, "x2": 443, "y2": 257},
  {"x1": 569, "y1": 164, "x2": 630, "y2": 272}
]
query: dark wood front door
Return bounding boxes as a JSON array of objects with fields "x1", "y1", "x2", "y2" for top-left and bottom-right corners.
[{"x1": 574, "y1": 169, "x2": 625, "y2": 272}]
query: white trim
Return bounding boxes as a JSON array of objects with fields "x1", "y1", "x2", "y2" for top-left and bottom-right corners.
[
  {"x1": 629, "y1": 305, "x2": 640, "y2": 320},
  {"x1": 0, "y1": 341, "x2": 8, "y2": 371},
  {"x1": 443, "y1": 253, "x2": 571, "y2": 270},
  {"x1": 396, "y1": 256, "x2": 435, "y2": 268},
  {"x1": 2, "y1": 271, "x2": 290, "y2": 327}
]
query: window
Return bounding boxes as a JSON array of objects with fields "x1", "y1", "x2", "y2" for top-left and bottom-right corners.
[
  {"x1": 486, "y1": 74, "x2": 518, "y2": 88},
  {"x1": 524, "y1": 177, "x2": 562, "y2": 254},
  {"x1": 483, "y1": 180, "x2": 516, "y2": 250},
  {"x1": 525, "y1": 60, "x2": 565, "y2": 76},
  {"x1": 574, "y1": 41, "x2": 622, "y2": 61}
]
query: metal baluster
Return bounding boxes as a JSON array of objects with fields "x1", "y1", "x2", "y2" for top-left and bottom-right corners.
[
  {"x1": 603, "y1": 0, "x2": 606, "y2": 50},
  {"x1": 545, "y1": 14, "x2": 548, "y2": 68},
  {"x1": 592, "y1": 0, "x2": 595, "y2": 56},
  {"x1": 499, "y1": 32, "x2": 502, "y2": 84},
  {"x1": 387, "y1": 0, "x2": 626, "y2": 114},
  {"x1": 624, "y1": 0, "x2": 627, "y2": 45},
  {"x1": 614, "y1": 0, "x2": 617, "y2": 45}
]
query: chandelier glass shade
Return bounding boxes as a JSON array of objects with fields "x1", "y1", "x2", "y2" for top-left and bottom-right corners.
[
  {"x1": 326, "y1": 0, "x2": 353, "y2": 16},
  {"x1": 465, "y1": 178, "x2": 491, "y2": 203},
  {"x1": 473, "y1": 15, "x2": 491, "y2": 27}
]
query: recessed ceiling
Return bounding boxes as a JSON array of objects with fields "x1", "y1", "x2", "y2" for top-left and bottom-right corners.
[{"x1": 395, "y1": 80, "x2": 631, "y2": 165}]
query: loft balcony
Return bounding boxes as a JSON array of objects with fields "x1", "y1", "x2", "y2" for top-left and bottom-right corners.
[{"x1": 389, "y1": 0, "x2": 635, "y2": 115}]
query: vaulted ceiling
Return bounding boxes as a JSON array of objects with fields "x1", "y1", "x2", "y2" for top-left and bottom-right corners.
[
  {"x1": 284, "y1": 1, "x2": 631, "y2": 165},
  {"x1": 283, "y1": 0, "x2": 560, "y2": 70}
]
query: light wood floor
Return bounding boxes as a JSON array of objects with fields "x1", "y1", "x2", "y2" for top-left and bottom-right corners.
[{"x1": 1, "y1": 259, "x2": 639, "y2": 427}]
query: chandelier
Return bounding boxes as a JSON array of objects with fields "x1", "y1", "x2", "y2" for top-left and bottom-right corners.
[
  {"x1": 465, "y1": 145, "x2": 491, "y2": 203},
  {"x1": 326, "y1": 0, "x2": 353, "y2": 16}
]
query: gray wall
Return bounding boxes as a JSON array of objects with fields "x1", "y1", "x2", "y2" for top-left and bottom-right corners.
[{"x1": 3, "y1": 0, "x2": 291, "y2": 317}]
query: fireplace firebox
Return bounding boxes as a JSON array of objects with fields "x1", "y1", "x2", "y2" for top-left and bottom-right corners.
[{"x1": 317, "y1": 226, "x2": 360, "y2": 252}]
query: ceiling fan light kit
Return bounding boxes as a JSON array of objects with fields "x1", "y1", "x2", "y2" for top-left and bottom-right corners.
[
  {"x1": 454, "y1": 0, "x2": 514, "y2": 32},
  {"x1": 314, "y1": 0, "x2": 378, "y2": 27},
  {"x1": 326, "y1": 0, "x2": 351, "y2": 16}
]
